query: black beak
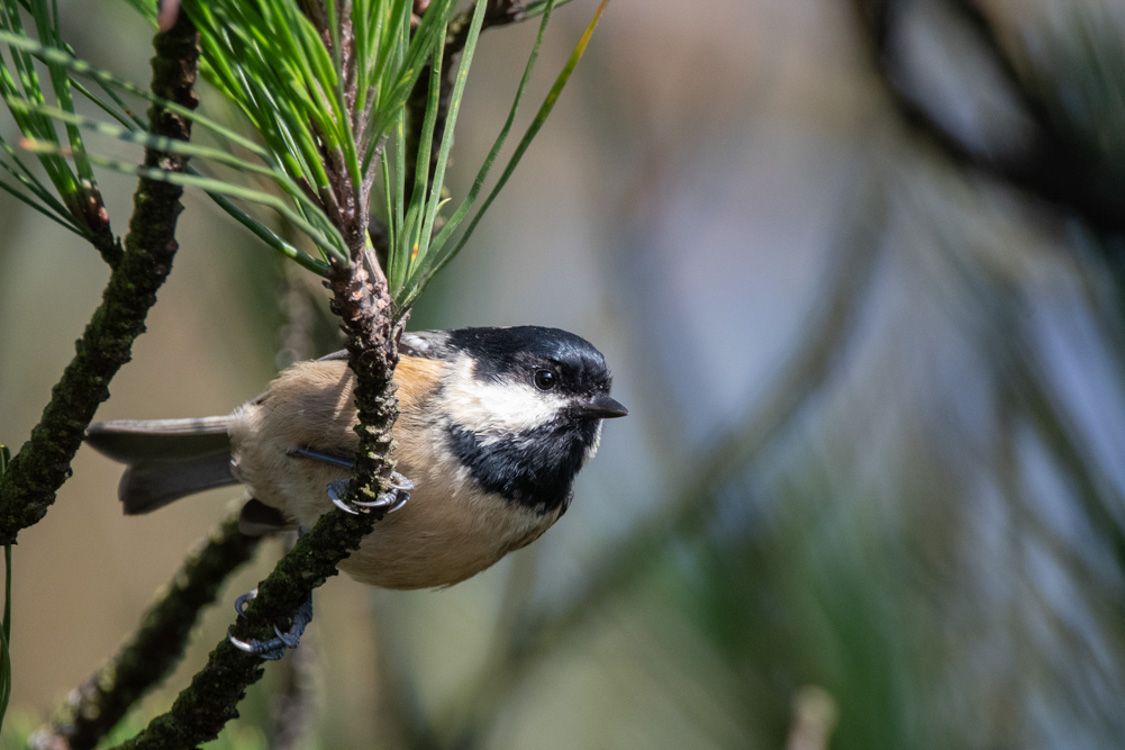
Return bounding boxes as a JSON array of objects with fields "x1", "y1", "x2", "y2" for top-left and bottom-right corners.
[{"x1": 576, "y1": 392, "x2": 629, "y2": 419}]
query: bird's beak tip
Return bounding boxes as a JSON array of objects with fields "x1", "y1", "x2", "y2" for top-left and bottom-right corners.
[{"x1": 580, "y1": 393, "x2": 629, "y2": 419}]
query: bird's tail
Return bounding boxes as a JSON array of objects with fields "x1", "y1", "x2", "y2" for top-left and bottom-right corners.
[{"x1": 85, "y1": 417, "x2": 237, "y2": 514}]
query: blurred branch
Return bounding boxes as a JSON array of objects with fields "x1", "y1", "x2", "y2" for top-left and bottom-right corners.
[
  {"x1": 266, "y1": 643, "x2": 315, "y2": 750},
  {"x1": 848, "y1": 0, "x2": 1125, "y2": 238},
  {"x1": 785, "y1": 686, "x2": 839, "y2": 750},
  {"x1": 938, "y1": 0, "x2": 1051, "y2": 122},
  {"x1": 1014, "y1": 364, "x2": 1125, "y2": 595},
  {"x1": 919, "y1": 200, "x2": 1125, "y2": 616},
  {"x1": 30, "y1": 513, "x2": 258, "y2": 750},
  {"x1": 442, "y1": 184, "x2": 888, "y2": 747},
  {"x1": 0, "y1": 9, "x2": 200, "y2": 544},
  {"x1": 996, "y1": 375, "x2": 1125, "y2": 687}
]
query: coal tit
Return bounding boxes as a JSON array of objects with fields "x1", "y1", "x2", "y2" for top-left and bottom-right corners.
[{"x1": 85, "y1": 326, "x2": 627, "y2": 592}]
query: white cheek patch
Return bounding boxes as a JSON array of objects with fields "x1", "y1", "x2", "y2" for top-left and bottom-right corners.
[{"x1": 441, "y1": 354, "x2": 567, "y2": 436}]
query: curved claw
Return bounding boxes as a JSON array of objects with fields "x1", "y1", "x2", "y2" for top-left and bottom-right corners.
[
  {"x1": 227, "y1": 630, "x2": 286, "y2": 661},
  {"x1": 327, "y1": 479, "x2": 360, "y2": 514},
  {"x1": 351, "y1": 489, "x2": 410, "y2": 513},
  {"x1": 388, "y1": 472, "x2": 415, "y2": 492},
  {"x1": 273, "y1": 624, "x2": 302, "y2": 649},
  {"x1": 329, "y1": 494, "x2": 361, "y2": 514},
  {"x1": 234, "y1": 588, "x2": 258, "y2": 618}
]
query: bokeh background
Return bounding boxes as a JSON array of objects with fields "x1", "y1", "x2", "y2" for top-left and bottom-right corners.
[{"x1": 4, "y1": 0, "x2": 1125, "y2": 747}]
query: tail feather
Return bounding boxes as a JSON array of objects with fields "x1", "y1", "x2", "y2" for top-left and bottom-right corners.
[
  {"x1": 86, "y1": 417, "x2": 231, "y2": 461},
  {"x1": 86, "y1": 418, "x2": 238, "y2": 514},
  {"x1": 119, "y1": 452, "x2": 236, "y2": 514}
]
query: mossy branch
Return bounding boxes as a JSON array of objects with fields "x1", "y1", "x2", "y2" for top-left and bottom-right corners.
[
  {"x1": 0, "y1": 10, "x2": 200, "y2": 544},
  {"x1": 111, "y1": 96, "x2": 403, "y2": 750}
]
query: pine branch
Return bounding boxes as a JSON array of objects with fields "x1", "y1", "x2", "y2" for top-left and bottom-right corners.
[
  {"x1": 0, "y1": 9, "x2": 200, "y2": 544},
  {"x1": 112, "y1": 56, "x2": 404, "y2": 750}
]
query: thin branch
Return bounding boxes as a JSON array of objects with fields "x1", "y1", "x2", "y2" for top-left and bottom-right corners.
[
  {"x1": 30, "y1": 514, "x2": 258, "y2": 750},
  {"x1": 113, "y1": 48, "x2": 405, "y2": 750},
  {"x1": 73, "y1": 180, "x2": 123, "y2": 268},
  {"x1": 0, "y1": 8, "x2": 200, "y2": 545},
  {"x1": 325, "y1": 260, "x2": 401, "y2": 512}
]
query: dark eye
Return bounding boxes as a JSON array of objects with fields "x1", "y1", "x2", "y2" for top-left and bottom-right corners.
[{"x1": 533, "y1": 369, "x2": 557, "y2": 391}]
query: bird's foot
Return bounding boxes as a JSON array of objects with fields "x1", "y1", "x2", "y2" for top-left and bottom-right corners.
[
  {"x1": 227, "y1": 588, "x2": 314, "y2": 661},
  {"x1": 326, "y1": 471, "x2": 412, "y2": 515}
]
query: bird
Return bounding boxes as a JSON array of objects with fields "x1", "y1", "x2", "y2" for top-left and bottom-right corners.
[{"x1": 85, "y1": 325, "x2": 627, "y2": 657}]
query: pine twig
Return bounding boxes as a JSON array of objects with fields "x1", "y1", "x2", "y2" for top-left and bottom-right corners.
[{"x1": 108, "y1": 496, "x2": 399, "y2": 748}]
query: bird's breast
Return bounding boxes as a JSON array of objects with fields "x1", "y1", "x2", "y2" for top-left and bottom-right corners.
[{"x1": 341, "y1": 476, "x2": 560, "y2": 589}]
